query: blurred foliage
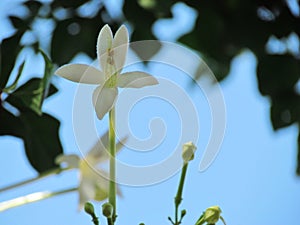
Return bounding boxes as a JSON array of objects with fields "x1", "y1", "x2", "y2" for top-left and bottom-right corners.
[
  {"x1": 0, "y1": 51, "x2": 62, "y2": 172},
  {"x1": 0, "y1": 0, "x2": 300, "y2": 174}
]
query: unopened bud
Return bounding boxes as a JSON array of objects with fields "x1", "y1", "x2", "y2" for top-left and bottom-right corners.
[
  {"x1": 84, "y1": 202, "x2": 95, "y2": 216},
  {"x1": 102, "y1": 202, "x2": 114, "y2": 218},
  {"x1": 181, "y1": 209, "x2": 187, "y2": 218},
  {"x1": 196, "y1": 206, "x2": 225, "y2": 225},
  {"x1": 182, "y1": 142, "x2": 197, "y2": 162}
]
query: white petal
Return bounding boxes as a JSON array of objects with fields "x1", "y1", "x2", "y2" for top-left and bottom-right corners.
[
  {"x1": 79, "y1": 175, "x2": 96, "y2": 208},
  {"x1": 92, "y1": 86, "x2": 118, "y2": 120},
  {"x1": 112, "y1": 25, "x2": 129, "y2": 72},
  {"x1": 93, "y1": 170, "x2": 109, "y2": 201},
  {"x1": 97, "y1": 25, "x2": 113, "y2": 71},
  {"x1": 117, "y1": 71, "x2": 158, "y2": 88},
  {"x1": 55, "y1": 154, "x2": 80, "y2": 169},
  {"x1": 79, "y1": 162, "x2": 109, "y2": 206},
  {"x1": 85, "y1": 134, "x2": 128, "y2": 164},
  {"x1": 85, "y1": 131, "x2": 109, "y2": 163},
  {"x1": 55, "y1": 64, "x2": 104, "y2": 84}
]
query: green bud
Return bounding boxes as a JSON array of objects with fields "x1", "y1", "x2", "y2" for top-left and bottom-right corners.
[
  {"x1": 102, "y1": 202, "x2": 114, "y2": 218},
  {"x1": 181, "y1": 209, "x2": 187, "y2": 218},
  {"x1": 182, "y1": 141, "x2": 197, "y2": 162},
  {"x1": 196, "y1": 206, "x2": 225, "y2": 225},
  {"x1": 84, "y1": 202, "x2": 95, "y2": 216},
  {"x1": 204, "y1": 206, "x2": 221, "y2": 223}
]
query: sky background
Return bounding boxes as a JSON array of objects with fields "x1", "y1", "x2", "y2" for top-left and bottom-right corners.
[{"x1": 1, "y1": 1, "x2": 300, "y2": 225}]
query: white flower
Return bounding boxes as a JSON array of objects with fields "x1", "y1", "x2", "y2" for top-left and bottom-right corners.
[
  {"x1": 55, "y1": 132, "x2": 126, "y2": 208},
  {"x1": 55, "y1": 24, "x2": 158, "y2": 119}
]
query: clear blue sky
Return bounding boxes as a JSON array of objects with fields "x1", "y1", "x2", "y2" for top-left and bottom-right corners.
[{"x1": 1, "y1": 1, "x2": 300, "y2": 225}]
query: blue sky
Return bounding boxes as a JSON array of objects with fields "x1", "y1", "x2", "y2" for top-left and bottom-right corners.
[{"x1": 1, "y1": 1, "x2": 300, "y2": 225}]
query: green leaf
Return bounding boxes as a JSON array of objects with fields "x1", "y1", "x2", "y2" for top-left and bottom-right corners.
[
  {"x1": 123, "y1": 0, "x2": 161, "y2": 61},
  {"x1": 5, "y1": 78, "x2": 58, "y2": 114},
  {"x1": 257, "y1": 55, "x2": 300, "y2": 96},
  {"x1": 23, "y1": 0, "x2": 42, "y2": 17},
  {"x1": 5, "y1": 51, "x2": 54, "y2": 115},
  {"x1": 51, "y1": 17, "x2": 100, "y2": 65},
  {"x1": 0, "y1": 105, "x2": 24, "y2": 138},
  {"x1": 0, "y1": 32, "x2": 23, "y2": 89},
  {"x1": 270, "y1": 90, "x2": 300, "y2": 130},
  {"x1": 9, "y1": 16, "x2": 29, "y2": 31},
  {"x1": 20, "y1": 111, "x2": 63, "y2": 173},
  {"x1": 51, "y1": 0, "x2": 90, "y2": 9},
  {"x1": 2, "y1": 61, "x2": 25, "y2": 93}
]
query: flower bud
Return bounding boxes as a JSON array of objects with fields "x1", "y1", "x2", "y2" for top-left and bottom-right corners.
[
  {"x1": 182, "y1": 141, "x2": 197, "y2": 162},
  {"x1": 102, "y1": 202, "x2": 114, "y2": 218},
  {"x1": 196, "y1": 206, "x2": 225, "y2": 225},
  {"x1": 84, "y1": 202, "x2": 95, "y2": 216},
  {"x1": 181, "y1": 209, "x2": 187, "y2": 218}
]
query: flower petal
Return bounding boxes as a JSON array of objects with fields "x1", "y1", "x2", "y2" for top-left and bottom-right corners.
[
  {"x1": 55, "y1": 64, "x2": 104, "y2": 84},
  {"x1": 55, "y1": 154, "x2": 80, "y2": 169},
  {"x1": 92, "y1": 86, "x2": 118, "y2": 120},
  {"x1": 97, "y1": 24, "x2": 113, "y2": 71},
  {"x1": 85, "y1": 131, "x2": 109, "y2": 164},
  {"x1": 85, "y1": 133, "x2": 128, "y2": 164},
  {"x1": 79, "y1": 162, "x2": 109, "y2": 207},
  {"x1": 94, "y1": 170, "x2": 109, "y2": 201},
  {"x1": 79, "y1": 174, "x2": 96, "y2": 208},
  {"x1": 112, "y1": 25, "x2": 129, "y2": 72},
  {"x1": 117, "y1": 71, "x2": 158, "y2": 88}
]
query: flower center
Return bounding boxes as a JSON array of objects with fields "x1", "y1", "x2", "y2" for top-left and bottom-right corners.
[
  {"x1": 107, "y1": 49, "x2": 114, "y2": 66},
  {"x1": 104, "y1": 48, "x2": 118, "y2": 86},
  {"x1": 105, "y1": 73, "x2": 117, "y2": 88}
]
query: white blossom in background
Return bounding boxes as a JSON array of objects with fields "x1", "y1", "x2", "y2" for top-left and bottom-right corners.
[{"x1": 55, "y1": 132, "x2": 126, "y2": 208}]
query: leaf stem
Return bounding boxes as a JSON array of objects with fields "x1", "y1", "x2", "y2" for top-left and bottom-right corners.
[
  {"x1": 109, "y1": 107, "x2": 117, "y2": 223},
  {"x1": 0, "y1": 187, "x2": 77, "y2": 212},
  {"x1": 174, "y1": 162, "x2": 188, "y2": 225},
  {"x1": 0, "y1": 167, "x2": 72, "y2": 193}
]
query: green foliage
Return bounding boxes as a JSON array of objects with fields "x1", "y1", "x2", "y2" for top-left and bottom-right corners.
[
  {"x1": 0, "y1": 32, "x2": 24, "y2": 89},
  {"x1": 51, "y1": 17, "x2": 101, "y2": 65},
  {"x1": 0, "y1": 51, "x2": 62, "y2": 173},
  {"x1": 20, "y1": 111, "x2": 63, "y2": 172},
  {"x1": 0, "y1": 107, "x2": 24, "y2": 138},
  {"x1": 6, "y1": 52, "x2": 55, "y2": 115},
  {"x1": 1, "y1": 0, "x2": 300, "y2": 174}
]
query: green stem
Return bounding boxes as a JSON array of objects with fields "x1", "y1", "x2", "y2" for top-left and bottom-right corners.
[
  {"x1": 92, "y1": 217, "x2": 99, "y2": 225},
  {"x1": 107, "y1": 218, "x2": 113, "y2": 225},
  {"x1": 174, "y1": 162, "x2": 188, "y2": 225},
  {"x1": 0, "y1": 187, "x2": 77, "y2": 212},
  {"x1": 109, "y1": 107, "x2": 117, "y2": 223},
  {"x1": 0, "y1": 167, "x2": 72, "y2": 193}
]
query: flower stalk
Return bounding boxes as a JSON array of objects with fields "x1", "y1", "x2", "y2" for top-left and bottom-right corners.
[
  {"x1": 108, "y1": 107, "x2": 117, "y2": 223},
  {"x1": 174, "y1": 162, "x2": 188, "y2": 225},
  {"x1": 84, "y1": 202, "x2": 99, "y2": 225},
  {"x1": 171, "y1": 142, "x2": 197, "y2": 225}
]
